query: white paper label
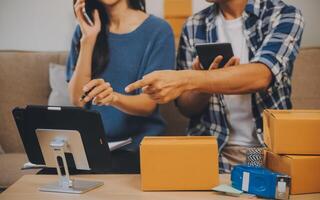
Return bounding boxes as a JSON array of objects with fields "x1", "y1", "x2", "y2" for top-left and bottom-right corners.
[
  {"x1": 278, "y1": 180, "x2": 287, "y2": 193},
  {"x1": 242, "y1": 172, "x2": 250, "y2": 192}
]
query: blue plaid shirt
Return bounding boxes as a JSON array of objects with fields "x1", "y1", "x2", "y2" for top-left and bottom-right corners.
[{"x1": 176, "y1": 0, "x2": 304, "y2": 172}]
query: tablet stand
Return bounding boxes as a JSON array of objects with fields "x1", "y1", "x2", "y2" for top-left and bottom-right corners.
[{"x1": 39, "y1": 137, "x2": 104, "y2": 194}]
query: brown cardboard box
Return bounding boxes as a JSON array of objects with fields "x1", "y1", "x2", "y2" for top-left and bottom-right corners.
[
  {"x1": 164, "y1": 0, "x2": 192, "y2": 18},
  {"x1": 263, "y1": 110, "x2": 320, "y2": 155},
  {"x1": 140, "y1": 136, "x2": 219, "y2": 191},
  {"x1": 165, "y1": 17, "x2": 187, "y2": 38},
  {"x1": 266, "y1": 151, "x2": 320, "y2": 194}
]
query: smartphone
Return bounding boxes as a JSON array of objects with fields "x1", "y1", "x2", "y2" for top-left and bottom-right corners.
[
  {"x1": 82, "y1": 6, "x2": 94, "y2": 26},
  {"x1": 195, "y1": 43, "x2": 234, "y2": 69},
  {"x1": 73, "y1": 0, "x2": 95, "y2": 26}
]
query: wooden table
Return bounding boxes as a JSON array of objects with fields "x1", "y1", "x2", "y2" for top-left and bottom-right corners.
[{"x1": 1, "y1": 174, "x2": 319, "y2": 200}]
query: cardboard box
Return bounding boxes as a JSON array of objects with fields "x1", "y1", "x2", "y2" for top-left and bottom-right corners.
[
  {"x1": 263, "y1": 110, "x2": 320, "y2": 155},
  {"x1": 266, "y1": 151, "x2": 320, "y2": 194},
  {"x1": 140, "y1": 136, "x2": 219, "y2": 191},
  {"x1": 164, "y1": 0, "x2": 192, "y2": 18},
  {"x1": 165, "y1": 17, "x2": 187, "y2": 38}
]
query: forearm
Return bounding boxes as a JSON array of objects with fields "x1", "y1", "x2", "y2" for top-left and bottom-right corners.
[
  {"x1": 68, "y1": 41, "x2": 95, "y2": 107},
  {"x1": 176, "y1": 63, "x2": 271, "y2": 116},
  {"x1": 186, "y1": 63, "x2": 272, "y2": 94},
  {"x1": 176, "y1": 91, "x2": 211, "y2": 118},
  {"x1": 112, "y1": 93, "x2": 157, "y2": 117}
]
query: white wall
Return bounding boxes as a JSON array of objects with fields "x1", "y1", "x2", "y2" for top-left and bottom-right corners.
[
  {"x1": 0, "y1": 0, "x2": 319, "y2": 51},
  {"x1": 0, "y1": 0, "x2": 76, "y2": 51}
]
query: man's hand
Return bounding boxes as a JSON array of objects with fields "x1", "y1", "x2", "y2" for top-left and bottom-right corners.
[
  {"x1": 125, "y1": 70, "x2": 190, "y2": 104},
  {"x1": 125, "y1": 56, "x2": 240, "y2": 104},
  {"x1": 193, "y1": 55, "x2": 240, "y2": 70}
]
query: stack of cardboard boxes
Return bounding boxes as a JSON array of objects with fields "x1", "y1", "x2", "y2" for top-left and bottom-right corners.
[
  {"x1": 263, "y1": 110, "x2": 320, "y2": 194},
  {"x1": 164, "y1": 0, "x2": 192, "y2": 40}
]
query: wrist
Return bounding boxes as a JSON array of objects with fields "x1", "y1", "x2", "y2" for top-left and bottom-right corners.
[
  {"x1": 109, "y1": 92, "x2": 121, "y2": 107},
  {"x1": 185, "y1": 70, "x2": 211, "y2": 92},
  {"x1": 182, "y1": 70, "x2": 199, "y2": 91},
  {"x1": 80, "y1": 36, "x2": 97, "y2": 48}
]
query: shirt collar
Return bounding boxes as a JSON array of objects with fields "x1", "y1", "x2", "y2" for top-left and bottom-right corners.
[
  {"x1": 205, "y1": 0, "x2": 260, "y2": 28},
  {"x1": 245, "y1": 0, "x2": 261, "y2": 18}
]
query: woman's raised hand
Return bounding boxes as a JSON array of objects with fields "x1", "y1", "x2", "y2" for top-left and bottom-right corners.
[{"x1": 74, "y1": 0, "x2": 101, "y2": 44}]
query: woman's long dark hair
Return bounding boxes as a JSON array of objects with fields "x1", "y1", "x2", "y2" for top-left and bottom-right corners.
[{"x1": 74, "y1": 0, "x2": 146, "y2": 78}]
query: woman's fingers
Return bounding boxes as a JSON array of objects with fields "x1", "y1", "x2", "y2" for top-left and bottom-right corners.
[
  {"x1": 98, "y1": 94, "x2": 115, "y2": 106},
  {"x1": 75, "y1": 2, "x2": 87, "y2": 26},
  {"x1": 93, "y1": 9, "x2": 101, "y2": 27},
  {"x1": 95, "y1": 87, "x2": 113, "y2": 101},
  {"x1": 84, "y1": 83, "x2": 110, "y2": 102},
  {"x1": 82, "y1": 79, "x2": 110, "y2": 102},
  {"x1": 83, "y1": 79, "x2": 105, "y2": 92}
]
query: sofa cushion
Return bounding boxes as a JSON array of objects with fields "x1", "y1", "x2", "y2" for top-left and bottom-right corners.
[
  {"x1": 292, "y1": 47, "x2": 320, "y2": 109},
  {"x1": 0, "y1": 153, "x2": 39, "y2": 188},
  {"x1": 48, "y1": 63, "x2": 72, "y2": 106},
  {"x1": 0, "y1": 51, "x2": 68, "y2": 153},
  {"x1": 0, "y1": 145, "x2": 4, "y2": 154}
]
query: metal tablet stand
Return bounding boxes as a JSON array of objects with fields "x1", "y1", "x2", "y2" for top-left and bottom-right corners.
[{"x1": 36, "y1": 129, "x2": 104, "y2": 194}]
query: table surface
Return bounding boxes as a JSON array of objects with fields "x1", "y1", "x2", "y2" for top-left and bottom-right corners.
[{"x1": 1, "y1": 174, "x2": 319, "y2": 200}]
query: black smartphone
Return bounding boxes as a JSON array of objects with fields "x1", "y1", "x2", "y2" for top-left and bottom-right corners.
[
  {"x1": 73, "y1": 0, "x2": 97, "y2": 26},
  {"x1": 82, "y1": 6, "x2": 94, "y2": 26},
  {"x1": 195, "y1": 43, "x2": 234, "y2": 70}
]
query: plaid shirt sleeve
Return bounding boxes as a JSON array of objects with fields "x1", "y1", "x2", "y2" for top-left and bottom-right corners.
[
  {"x1": 176, "y1": 20, "x2": 195, "y2": 70},
  {"x1": 251, "y1": 6, "x2": 305, "y2": 87}
]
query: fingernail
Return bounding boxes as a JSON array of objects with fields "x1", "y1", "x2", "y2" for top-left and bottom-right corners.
[{"x1": 83, "y1": 86, "x2": 88, "y2": 92}]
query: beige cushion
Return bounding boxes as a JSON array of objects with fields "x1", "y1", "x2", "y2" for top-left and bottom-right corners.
[
  {"x1": 0, "y1": 153, "x2": 39, "y2": 188},
  {"x1": 0, "y1": 51, "x2": 68, "y2": 153},
  {"x1": 0, "y1": 145, "x2": 4, "y2": 154},
  {"x1": 48, "y1": 63, "x2": 72, "y2": 106},
  {"x1": 292, "y1": 47, "x2": 320, "y2": 109}
]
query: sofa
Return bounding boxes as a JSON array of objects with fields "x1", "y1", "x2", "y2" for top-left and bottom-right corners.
[{"x1": 0, "y1": 48, "x2": 319, "y2": 188}]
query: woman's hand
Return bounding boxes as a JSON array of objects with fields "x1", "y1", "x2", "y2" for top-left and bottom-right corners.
[
  {"x1": 82, "y1": 79, "x2": 118, "y2": 106},
  {"x1": 74, "y1": 0, "x2": 101, "y2": 44}
]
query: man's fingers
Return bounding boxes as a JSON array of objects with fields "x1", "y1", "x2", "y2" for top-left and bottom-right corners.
[
  {"x1": 224, "y1": 56, "x2": 240, "y2": 67},
  {"x1": 235, "y1": 58, "x2": 240, "y2": 66},
  {"x1": 209, "y1": 55, "x2": 223, "y2": 70},
  {"x1": 192, "y1": 56, "x2": 203, "y2": 70},
  {"x1": 125, "y1": 77, "x2": 153, "y2": 93},
  {"x1": 142, "y1": 85, "x2": 159, "y2": 95}
]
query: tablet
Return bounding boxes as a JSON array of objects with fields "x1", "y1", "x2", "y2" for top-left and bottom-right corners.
[
  {"x1": 195, "y1": 43, "x2": 234, "y2": 69},
  {"x1": 12, "y1": 105, "x2": 112, "y2": 172}
]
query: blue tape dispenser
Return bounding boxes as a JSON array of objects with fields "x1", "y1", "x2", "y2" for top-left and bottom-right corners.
[{"x1": 231, "y1": 165, "x2": 291, "y2": 200}]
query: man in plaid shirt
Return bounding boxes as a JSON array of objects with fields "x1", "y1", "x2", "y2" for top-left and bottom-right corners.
[{"x1": 126, "y1": 0, "x2": 304, "y2": 172}]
